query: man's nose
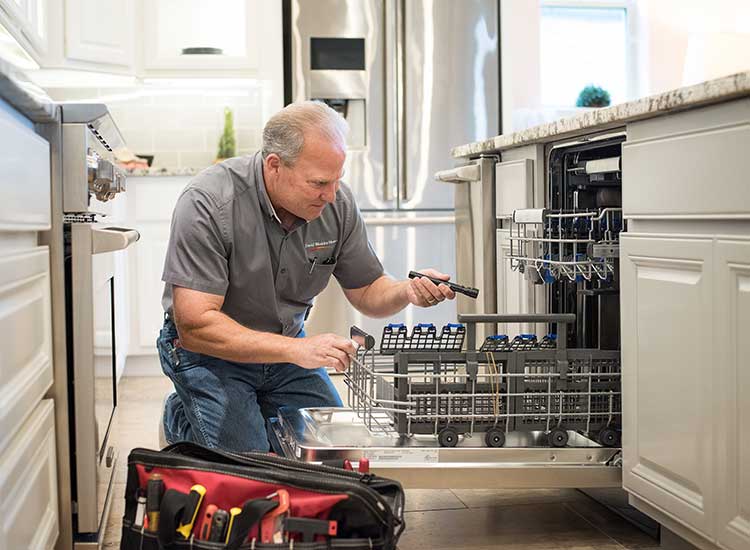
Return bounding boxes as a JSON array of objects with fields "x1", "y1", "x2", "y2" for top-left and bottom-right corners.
[{"x1": 321, "y1": 182, "x2": 337, "y2": 203}]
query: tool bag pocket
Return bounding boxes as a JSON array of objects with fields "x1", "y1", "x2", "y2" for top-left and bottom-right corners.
[{"x1": 119, "y1": 442, "x2": 405, "y2": 550}]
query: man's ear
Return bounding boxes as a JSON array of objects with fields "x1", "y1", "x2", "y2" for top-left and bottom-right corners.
[{"x1": 264, "y1": 153, "x2": 282, "y2": 176}]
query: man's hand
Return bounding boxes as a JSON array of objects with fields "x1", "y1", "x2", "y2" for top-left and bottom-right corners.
[
  {"x1": 291, "y1": 333, "x2": 358, "y2": 372},
  {"x1": 405, "y1": 268, "x2": 456, "y2": 307}
]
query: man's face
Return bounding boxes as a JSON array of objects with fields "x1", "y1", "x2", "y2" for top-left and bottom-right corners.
[{"x1": 270, "y1": 132, "x2": 346, "y2": 221}]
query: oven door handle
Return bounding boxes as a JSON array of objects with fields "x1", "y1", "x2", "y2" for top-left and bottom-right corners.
[{"x1": 91, "y1": 226, "x2": 140, "y2": 254}]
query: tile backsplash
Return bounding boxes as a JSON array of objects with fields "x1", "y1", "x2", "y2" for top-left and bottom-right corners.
[{"x1": 46, "y1": 82, "x2": 273, "y2": 171}]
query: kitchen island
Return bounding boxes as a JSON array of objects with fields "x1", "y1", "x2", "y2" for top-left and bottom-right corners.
[{"x1": 449, "y1": 72, "x2": 750, "y2": 550}]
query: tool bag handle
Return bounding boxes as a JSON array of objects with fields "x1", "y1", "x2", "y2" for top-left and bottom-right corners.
[{"x1": 457, "y1": 313, "x2": 576, "y2": 351}]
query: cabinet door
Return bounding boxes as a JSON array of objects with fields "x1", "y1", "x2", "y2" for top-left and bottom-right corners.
[
  {"x1": 714, "y1": 239, "x2": 750, "y2": 550},
  {"x1": 65, "y1": 0, "x2": 133, "y2": 67},
  {"x1": 621, "y1": 234, "x2": 715, "y2": 539},
  {"x1": 0, "y1": 247, "x2": 53, "y2": 456},
  {"x1": 143, "y1": 0, "x2": 261, "y2": 72},
  {"x1": 0, "y1": 399, "x2": 58, "y2": 550}
]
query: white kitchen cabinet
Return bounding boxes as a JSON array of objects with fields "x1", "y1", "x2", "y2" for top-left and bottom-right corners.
[
  {"x1": 0, "y1": 399, "x2": 58, "y2": 550},
  {"x1": 64, "y1": 0, "x2": 133, "y2": 68},
  {"x1": 620, "y1": 233, "x2": 715, "y2": 539},
  {"x1": 0, "y1": 247, "x2": 54, "y2": 456},
  {"x1": 141, "y1": 0, "x2": 270, "y2": 74},
  {"x1": 714, "y1": 238, "x2": 750, "y2": 550},
  {"x1": 0, "y1": 0, "x2": 48, "y2": 56},
  {"x1": 124, "y1": 177, "x2": 189, "y2": 368}
]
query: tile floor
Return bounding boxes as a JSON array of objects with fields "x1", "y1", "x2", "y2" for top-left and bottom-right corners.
[{"x1": 104, "y1": 374, "x2": 660, "y2": 550}]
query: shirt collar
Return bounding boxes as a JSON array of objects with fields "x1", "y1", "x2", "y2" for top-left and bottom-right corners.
[
  {"x1": 254, "y1": 151, "x2": 308, "y2": 231},
  {"x1": 254, "y1": 152, "x2": 283, "y2": 225}
]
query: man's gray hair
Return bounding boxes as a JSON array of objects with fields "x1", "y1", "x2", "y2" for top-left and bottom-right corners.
[{"x1": 261, "y1": 100, "x2": 349, "y2": 165}]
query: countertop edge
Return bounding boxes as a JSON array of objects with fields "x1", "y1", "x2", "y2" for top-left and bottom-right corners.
[
  {"x1": 0, "y1": 58, "x2": 56, "y2": 123},
  {"x1": 452, "y1": 71, "x2": 750, "y2": 158}
]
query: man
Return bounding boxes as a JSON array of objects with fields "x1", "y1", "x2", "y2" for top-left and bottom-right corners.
[{"x1": 158, "y1": 100, "x2": 455, "y2": 452}]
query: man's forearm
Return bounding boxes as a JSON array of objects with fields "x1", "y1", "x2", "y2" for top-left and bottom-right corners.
[
  {"x1": 176, "y1": 309, "x2": 299, "y2": 364},
  {"x1": 352, "y1": 275, "x2": 410, "y2": 318}
]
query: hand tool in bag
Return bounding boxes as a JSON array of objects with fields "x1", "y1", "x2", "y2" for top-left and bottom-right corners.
[
  {"x1": 260, "y1": 490, "x2": 290, "y2": 543},
  {"x1": 199, "y1": 504, "x2": 218, "y2": 540},
  {"x1": 145, "y1": 473, "x2": 164, "y2": 533},
  {"x1": 224, "y1": 507, "x2": 242, "y2": 543},
  {"x1": 133, "y1": 489, "x2": 147, "y2": 528},
  {"x1": 224, "y1": 498, "x2": 279, "y2": 547},
  {"x1": 284, "y1": 517, "x2": 338, "y2": 542},
  {"x1": 358, "y1": 457, "x2": 370, "y2": 473},
  {"x1": 408, "y1": 270, "x2": 479, "y2": 299},
  {"x1": 206, "y1": 508, "x2": 229, "y2": 542},
  {"x1": 176, "y1": 484, "x2": 206, "y2": 538}
]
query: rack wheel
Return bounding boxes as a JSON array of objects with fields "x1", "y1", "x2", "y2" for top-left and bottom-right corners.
[
  {"x1": 548, "y1": 428, "x2": 569, "y2": 447},
  {"x1": 438, "y1": 427, "x2": 459, "y2": 447},
  {"x1": 598, "y1": 427, "x2": 620, "y2": 447},
  {"x1": 484, "y1": 428, "x2": 505, "y2": 448}
]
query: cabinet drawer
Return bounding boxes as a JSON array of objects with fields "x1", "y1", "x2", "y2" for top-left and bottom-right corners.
[
  {"x1": 0, "y1": 100, "x2": 50, "y2": 231},
  {"x1": 0, "y1": 399, "x2": 58, "y2": 550},
  {"x1": 0, "y1": 247, "x2": 53, "y2": 455},
  {"x1": 623, "y1": 98, "x2": 750, "y2": 219}
]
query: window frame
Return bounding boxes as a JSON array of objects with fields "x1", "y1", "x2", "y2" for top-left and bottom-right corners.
[{"x1": 539, "y1": 0, "x2": 641, "y2": 103}]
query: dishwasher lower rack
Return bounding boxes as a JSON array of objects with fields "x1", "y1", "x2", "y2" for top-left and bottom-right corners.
[{"x1": 346, "y1": 313, "x2": 622, "y2": 449}]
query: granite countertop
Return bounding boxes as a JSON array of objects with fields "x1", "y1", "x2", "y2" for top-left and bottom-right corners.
[
  {"x1": 452, "y1": 71, "x2": 750, "y2": 158},
  {"x1": 0, "y1": 58, "x2": 56, "y2": 122}
]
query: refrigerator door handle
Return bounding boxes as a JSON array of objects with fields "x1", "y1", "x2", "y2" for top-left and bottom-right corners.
[
  {"x1": 395, "y1": 0, "x2": 407, "y2": 203},
  {"x1": 434, "y1": 163, "x2": 482, "y2": 184},
  {"x1": 384, "y1": 0, "x2": 399, "y2": 203}
]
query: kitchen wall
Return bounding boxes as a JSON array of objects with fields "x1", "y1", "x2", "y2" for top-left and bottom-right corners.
[
  {"x1": 46, "y1": 80, "x2": 275, "y2": 172},
  {"x1": 502, "y1": 0, "x2": 750, "y2": 134},
  {"x1": 636, "y1": 0, "x2": 750, "y2": 94}
]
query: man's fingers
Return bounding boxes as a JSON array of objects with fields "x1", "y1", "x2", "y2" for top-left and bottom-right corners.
[
  {"x1": 329, "y1": 334, "x2": 357, "y2": 355},
  {"x1": 437, "y1": 283, "x2": 456, "y2": 300},
  {"x1": 326, "y1": 349, "x2": 349, "y2": 372},
  {"x1": 417, "y1": 276, "x2": 445, "y2": 303},
  {"x1": 411, "y1": 279, "x2": 434, "y2": 305}
]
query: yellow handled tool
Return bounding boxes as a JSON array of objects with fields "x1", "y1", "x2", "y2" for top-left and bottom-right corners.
[
  {"x1": 224, "y1": 507, "x2": 242, "y2": 544},
  {"x1": 176, "y1": 484, "x2": 206, "y2": 539}
]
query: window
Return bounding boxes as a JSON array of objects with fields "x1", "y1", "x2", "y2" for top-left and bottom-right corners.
[{"x1": 540, "y1": 2, "x2": 631, "y2": 106}]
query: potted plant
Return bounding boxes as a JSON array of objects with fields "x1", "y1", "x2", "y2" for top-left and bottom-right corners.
[
  {"x1": 576, "y1": 85, "x2": 611, "y2": 108},
  {"x1": 216, "y1": 107, "x2": 237, "y2": 162}
]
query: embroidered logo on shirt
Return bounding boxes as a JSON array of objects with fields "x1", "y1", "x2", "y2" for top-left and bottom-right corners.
[{"x1": 305, "y1": 239, "x2": 338, "y2": 253}]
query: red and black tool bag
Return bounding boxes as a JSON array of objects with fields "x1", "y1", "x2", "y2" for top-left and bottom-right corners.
[{"x1": 119, "y1": 442, "x2": 405, "y2": 550}]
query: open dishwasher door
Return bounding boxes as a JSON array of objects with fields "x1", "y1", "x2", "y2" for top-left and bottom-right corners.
[{"x1": 269, "y1": 315, "x2": 622, "y2": 489}]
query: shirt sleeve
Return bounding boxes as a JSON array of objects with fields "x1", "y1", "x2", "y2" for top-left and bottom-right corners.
[
  {"x1": 161, "y1": 187, "x2": 230, "y2": 296},
  {"x1": 333, "y1": 193, "x2": 385, "y2": 289}
]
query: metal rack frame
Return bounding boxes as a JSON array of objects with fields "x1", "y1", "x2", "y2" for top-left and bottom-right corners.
[{"x1": 507, "y1": 208, "x2": 623, "y2": 282}]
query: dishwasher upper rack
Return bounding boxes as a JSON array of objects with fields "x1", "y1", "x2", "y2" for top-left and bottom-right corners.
[
  {"x1": 507, "y1": 207, "x2": 623, "y2": 283},
  {"x1": 346, "y1": 314, "x2": 622, "y2": 449}
]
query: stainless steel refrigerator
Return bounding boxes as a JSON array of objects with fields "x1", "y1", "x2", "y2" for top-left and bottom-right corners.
[{"x1": 285, "y1": 0, "x2": 499, "y2": 337}]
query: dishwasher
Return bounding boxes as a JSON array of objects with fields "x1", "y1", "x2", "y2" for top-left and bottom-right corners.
[{"x1": 270, "y1": 134, "x2": 626, "y2": 490}]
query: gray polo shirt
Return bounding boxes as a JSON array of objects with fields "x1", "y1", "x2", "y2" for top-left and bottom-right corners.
[{"x1": 161, "y1": 152, "x2": 384, "y2": 337}]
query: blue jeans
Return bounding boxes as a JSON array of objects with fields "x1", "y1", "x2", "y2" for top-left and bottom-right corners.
[{"x1": 156, "y1": 318, "x2": 342, "y2": 452}]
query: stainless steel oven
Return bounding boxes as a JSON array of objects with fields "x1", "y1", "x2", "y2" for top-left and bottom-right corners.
[{"x1": 59, "y1": 104, "x2": 139, "y2": 547}]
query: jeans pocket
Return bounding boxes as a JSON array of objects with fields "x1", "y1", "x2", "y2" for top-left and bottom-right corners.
[{"x1": 158, "y1": 334, "x2": 203, "y2": 373}]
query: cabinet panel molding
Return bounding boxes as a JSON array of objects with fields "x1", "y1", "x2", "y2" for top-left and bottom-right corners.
[
  {"x1": 0, "y1": 247, "x2": 53, "y2": 456},
  {"x1": 0, "y1": 399, "x2": 58, "y2": 550},
  {"x1": 714, "y1": 238, "x2": 750, "y2": 550},
  {"x1": 621, "y1": 234, "x2": 714, "y2": 538}
]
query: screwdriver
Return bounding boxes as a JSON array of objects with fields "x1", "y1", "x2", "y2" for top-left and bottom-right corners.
[
  {"x1": 145, "y1": 474, "x2": 164, "y2": 533},
  {"x1": 176, "y1": 484, "x2": 206, "y2": 539},
  {"x1": 224, "y1": 507, "x2": 242, "y2": 544},
  {"x1": 408, "y1": 271, "x2": 479, "y2": 299}
]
